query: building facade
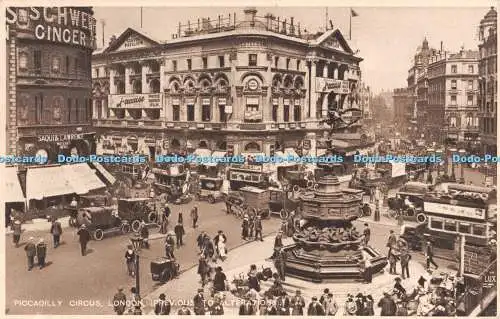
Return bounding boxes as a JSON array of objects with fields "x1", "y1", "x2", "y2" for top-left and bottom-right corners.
[
  {"x1": 392, "y1": 88, "x2": 413, "y2": 136},
  {"x1": 6, "y1": 7, "x2": 97, "y2": 162},
  {"x1": 478, "y1": 7, "x2": 497, "y2": 155},
  {"x1": 427, "y1": 49, "x2": 480, "y2": 148},
  {"x1": 91, "y1": 8, "x2": 367, "y2": 160}
]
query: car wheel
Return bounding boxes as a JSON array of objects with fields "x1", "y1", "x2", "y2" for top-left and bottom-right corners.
[
  {"x1": 148, "y1": 212, "x2": 157, "y2": 223},
  {"x1": 94, "y1": 229, "x2": 104, "y2": 241},
  {"x1": 121, "y1": 223, "x2": 131, "y2": 234},
  {"x1": 131, "y1": 220, "x2": 141, "y2": 232},
  {"x1": 416, "y1": 213, "x2": 427, "y2": 224},
  {"x1": 208, "y1": 196, "x2": 215, "y2": 204}
]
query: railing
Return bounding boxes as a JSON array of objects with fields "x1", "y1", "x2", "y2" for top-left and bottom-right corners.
[{"x1": 457, "y1": 260, "x2": 497, "y2": 316}]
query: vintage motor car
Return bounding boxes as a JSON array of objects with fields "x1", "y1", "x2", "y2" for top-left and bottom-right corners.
[
  {"x1": 76, "y1": 206, "x2": 131, "y2": 240},
  {"x1": 195, "y1": 176, "x2": 225, "y2": 204},
  {"x1": 268, "y1": 187, "x2": 301, "y2": 218},
  {"x1": 150, "y1": 257, "x2": 180, "y2": 283},
  {"x1": 226, "y1": 187, "x2": 271, "y2": 218},
  {"x1": 117, "y1": 198, "x2": 154, "y2": 232},
  {"x1": 282, "y1": 170, "x2": 315, "y2": 193}
]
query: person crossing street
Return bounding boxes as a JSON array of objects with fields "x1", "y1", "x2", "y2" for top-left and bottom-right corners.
[
  {"x1": 174, "y1": 222, "x2": 185, "y2": 248},
  {"x1": 36, "y1": 238, "x2": 47, "y2": 269},
  {"x1": 50, "y1": 218, "x2": 63, "y2": 248},
  {"x1": 24, "y1": 237, "x2": 36, "y2": 271},
  {"x1": 190, "y1": 206, "x2": 199, "y2": 228},
  {"x1": 77, "y1": 225, "x2": 91, "y2": 256}
]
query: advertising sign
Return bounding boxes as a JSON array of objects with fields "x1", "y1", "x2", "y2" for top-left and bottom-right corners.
[
  {"x1": 38, "y1": 133, "x2": 83, "y2": 143},
  {"x1": 391, "y1": 162, "x2": 406, "y2": 177},
  {"x1": 109, "y1": 93, "x2": 162, "y2": 108},
  {"x1": 423, "y1": 202, "x2": 486, "y2": 220},
  {"x1": 6, "y1": 7, "x2": 96, "y2": 49},
  {"x1": 316, "y1": 78, "x2": 350, "y2": 94}
]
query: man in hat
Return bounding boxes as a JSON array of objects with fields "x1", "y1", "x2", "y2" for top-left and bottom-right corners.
[
  {"x1": 276, "y1": 291, "x2": 290, "y2": 315},
  {"x1": 36, "y1": 238, "x2": 47, "y2": 269},
  {"x1": 77, "y1": 225, "x2": 91, "y2": 256},
  {"x1": 425, "y1": 240, "x2": 438, "y2": 270},
  {"x1": 274, "y1": 247, "x2": 286, "y2": 281},
  {"x1": 213, "y1": 230, "x2": 227, "y2": 261},
  {"x1": 197, "y1": 255, "x2": 210, "y2": 287},
  {"x1": 174, "y1": 222, "x2": 185, "y2": 248},
  {"x1": 177, "y1": 303, "x2": 191, "y2": 315},
  {"x1": 139, "y1": 221, "x2": 150, "y2": 249},
  {"x1": 70, "y1": 196, "x2": 78, "y2": 208},
  {"x1": 154, "y1": 293, "x2": 171, "y2": 315},
  {"x1": 291, "y1": 290, "x2": 305, "y2": 315},
  {"x1": 393, "y1": 277, "x2": 407, "y2": 298},
  {"x1": 323, "y1": 293, "x2": 338, "y2": 315},
  {"x1": 193, "y1": 288, "x2": 205, "y2": 315},
  {"x1": 12, "y1": 220, "x2": 22, "y2": 247},
  {"x1": 319, "y1": 288, "x2": 330, "y2": 305},
  {"x1": 239, "y1": 295, "x2": 255, "y2": 315},
  {"x1": 190, "y1": 206, "x2": 199, "y2": 228},
  {"x1": 49, "y1": 218, "x2": 63, "y2": 248},
  {"x1": 165, "y1": 237, "x2": 175, "y2": 259},
  {"x1": 213, "y1": 266, "x2": 227, "y2": 293},
  {"x1": 112, "y1": 288, "x2": 127, "y2": 315},
  {"x1": 307, "y1": 296, "x2": 325, "y2": 316},
  {"x1": 344, "y1": 294, "x2": 357, "y2": 315},
  {"x1": 377, "y1": 291, "x2": 397, "y2": 316},
  {"x1": 24, "y1": 237, "x2": 37, "y2": 271},
  {"x1": 274, "y1": 230, "x2": 284, "y2": 249},
  {"x1": 125, "y1": 245, "x2": 136, "y2": 277},
  {"x1": 400, "y1": 249, "x2": 412, "y2": 279},
  {"x1": 241, "y1": 214, "x2": 249, "y2": 240},
  {"x1": 386, "y1": 230, "x2": 397, "y2": 254},
  {"x1": 253, "y1": 215, "x2": 263, "y2": 241}
]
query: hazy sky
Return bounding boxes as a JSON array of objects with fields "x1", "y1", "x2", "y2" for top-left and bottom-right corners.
[{"x1": 93, "y1": 5, "x2": 494, "y2": 93}]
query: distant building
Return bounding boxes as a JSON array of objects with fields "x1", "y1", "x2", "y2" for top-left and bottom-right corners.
[
  {"x1": 392, "y1": 87, "x2": 413, "y2": 136},
  {"x1": 478, "y1": 7, "x2": 497, "y2": 155}
]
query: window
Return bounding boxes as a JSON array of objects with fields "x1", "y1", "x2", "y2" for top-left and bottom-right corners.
[
  {"x1": 451, "y1": 80, "x2": 457, "y2": 90},
  {"x1": 187, "y1": 59, "x2": 192, "y2": 71},
  {"x1": 472, "y1": 224, "x2": 486, "y2": 236},
  {"x1": 468, "y1": 65, "x2": 474, "y2": 73},
  {"x1": 18, "y1": 9, "x2": 28, "y2": 23},
  {"x1": 444, "y1": 220, "x2": 457, "y2": 232},
  {"x1": 173, "y1": 105, "x2": 180, "y2": 121},
  {"x1": 172, "y1": 60, "x2": 177, "y2": 72},
  {"x1": 95, "y1": 68, "x2": 100, "y2": 78},
  {"x1": 450, "y1": 95, "x2": 457, "y2": 105},
  {"x1": 202, "y1": 105, "x2": 211, "y2": 122},
  {"x1": 451, "y1": 65, "x2": 457, "y2": 73},
  {"x1": 450, "y1": 117, "x2": 457, "y2": 127},
  {"x1": 35, "y1": 93, "x2": 43, "y2": 123},
  {"x1": 52, "y1": 57, "x2": 60, "y2": 73},
  {"x1": 18, "y1": 53, "x2": 28, "y2": 70},
  {"x1": 458, "y1": 222, "x2": 471, "y2": 234},
  {"x1": 286, "y1": 58, "x2": 290, "y2": 70},
  {"x1": 218, "y1": 55, "x2": 225, "y2": 68},
  {"x1": 202, "y1": 57, "x2": 208, "y2": 69},
  {"x1": 219, "y1": 105, "x2": 225, "y2": 122},
  {"x1": 272, "y1": 105, "x2": 278, "y2": 122},
  {"x1": 296, "y1": 60, "x2": 301, "y2": 70},
  {"x1": 466, "y1": 114, "x2": 473, "y2": 126},
  {"x1": 283, "y1": 105, "x2": 290, "y2": 122},
  {"x1": 246, "y1": 104, "x2": 258, "y2": 112},
  {"x1": 274, "y1": 57, "x2": 279, "y2": 68},
  {"x1": 67, "y1": 98, "x2": 72, "y2": 122},
  {"x1": 248, "y1": 54, "x2": 257, "y2": 66},
  {"x1": 294, "y1": 105, "x2": 301, "y2": 121},
  {"x1": 74, "y1": 57, "x2": 79, "y2": 74},
  {"x1": 75, "y1": 99, "x2": 79, "y2": 121},
  {"x1": 430, "y1": 218, "x2": 443, "y2": 230},
  {"x1": 34, "y1": 50, "x2": 42, "y2": 74},
  {"x1": 187, "y1": 104, "x2": 195, "y2": 121},
  {"x1": 467, "y1": 95, "x2": 473, "y2": 106},
  {"x1": 65, "y1": 56, "x2": 70, "y2": 74},
  {"x1": 468, "y1": 80, "x2": 473, "y2": 90}
]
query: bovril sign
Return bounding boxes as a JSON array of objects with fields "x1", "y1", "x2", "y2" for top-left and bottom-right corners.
[
  {"x1": 316, "y1": 78, "x2": 350, "y2": 94},
  {"x1": 110, "y1": 94, "x2": 162, "y2": 109},
  {"x1": 6, "y1": 7, "x2": 97, "y2": 49}
]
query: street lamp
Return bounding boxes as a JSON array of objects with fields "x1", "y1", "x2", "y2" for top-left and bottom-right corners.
[
  {"x1": 449, "y1": 147, "x2": 457, "y2": 181},
  {"x1": 458, "y1": 149, "x2": 466, "y2": 184},
  {"x1": 435, "y1": 149, "x2": 443, "y2": 177},
  {"x1": 130, "y1": 235, "x2": 143, "y2": 314}
]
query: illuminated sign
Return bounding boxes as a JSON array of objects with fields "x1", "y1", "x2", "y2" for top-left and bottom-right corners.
[
  {"x1": 424, "y1": 202, "x2": 486, "y2": 220},
  {"x1": 6, "y1": 7, "x2": 97, "y2": 49},
  {"x1": 316, "y1": 78, "x2": 350, "y2": 94},
  {"x1": 109, "y1": 94, "x2": 162, "y2": 108}
]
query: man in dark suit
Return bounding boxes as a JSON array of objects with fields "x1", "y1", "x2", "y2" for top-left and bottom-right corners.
[
  {"x1": 307, "y1": 297, "x2": 326, "y2": 316},
  {"x1": 50, "y1": 219, "x2": 63, "y2": 248},
  {"x1": 276, "y1": 291, "x2": 290, "y2": 315},
  {"x1": 24, "y1": 237, "x2": 36, "y2": 271},
  {"x1": 425, "y1": 240, "x2": 438, "y2": 270},
  {"x1": 77, "y1": 225, "x2": 91, "y2": 256},
  {"x1": 193, "y1": 289, "x2": 205, "y2": 315},
  {"x1": 154, "y1": 293, "x2": 171, "y2": 315}
]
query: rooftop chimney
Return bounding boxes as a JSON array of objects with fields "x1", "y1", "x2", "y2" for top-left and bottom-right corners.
[
  {"x1": 440, "y1": 41, "x2": 443, "y2": 52},
  {"x1": 244, "y1": 7, "x2": 257, "y2": 24}
]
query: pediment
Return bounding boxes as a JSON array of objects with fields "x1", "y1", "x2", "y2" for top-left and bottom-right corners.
[
  {"x1": 317, "y1": 29, "x2": 353, "y2": 54},
  {"x1": 104, "y1": 28, "x2": 160, "y2": 53}
]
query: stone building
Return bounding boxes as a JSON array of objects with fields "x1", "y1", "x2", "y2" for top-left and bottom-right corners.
[
  {"x1": 91, "y1": 8, "x2": 367, "y2": 160},
  {"x1": 427, "y1": 49, "x2": 480, "y2": 148},
  {"x1": 5, "y1": 7, "x2": 97, "y2": 162},
  {"x1": 478, "y1": 7, "x2": 497, "y2": 155},
  {"x1": 392, "y1": 87, "x2": 414, "y2": 137}
]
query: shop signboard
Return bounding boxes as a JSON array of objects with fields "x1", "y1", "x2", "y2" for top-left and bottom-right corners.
[
  {"x1": 463, "y1": 245, "x2": 493, "y2": 276},
  {"x1": 109, "y1": 93, "x2": 162, "y2": 108},
  {"x1": 316, "y1": 78, "x2": 350, "y2": 94},
  {"x1": 423, "y1": 202, "x2": 486, "y2": 220}
]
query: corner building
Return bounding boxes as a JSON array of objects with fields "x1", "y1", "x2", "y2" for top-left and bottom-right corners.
[
  {"x1": 5, "y1": 7, "x2": 97, "y2": 162},
  {"x1": 91, "y1": 8, "x2": 366, "y2": 159}
]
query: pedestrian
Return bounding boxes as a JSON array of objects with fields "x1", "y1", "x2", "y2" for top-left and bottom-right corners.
[
  {"x1": 400, "y1": 249, "x2": 411, "y2": 279},
  {"x1": 274, "y1": 230, "x2": 283, "y2": 249},
  {"x1": 319, "y1": 288, "x2": 330, "y2": 305},
  {"x1": 254, "y1": 215, "x2": 263, "y2": 241},
  {"x1": 77, "y1": 225, "x2": 91, "y2": 256},
  {"x1": 239, "y1": 296, "x2": 255, "y2": 315},
  {"x1": 378, "y1": 291, "x2": 397, "y2": 316},
  {"x1": 365, "y1": 295, "x2": 375, "y2": 315},
  {"x1": 125, "y1": 245, "x2": 136, "y2": 277},
  {"x1": 190, "y1": 206, "x2": 199, "y2": 228},
  {"x1": 165, "y1": 239, "x2": 175, "y2": 259},
  {"x1": 262, "y1": 296, "x2": 277, "y2": 315},
  {"x1": 174, "y1": 222, "x2": 185, "y2": 247},
  {"x1": 274, "y1": 247, "x2": 286, "y2": 281},
  {"x1": 24, "y1": 237, "x2": 36, "y2": 271},
  {"x1": 112, "y1": 288, "x2": 127, "y2": 315},
  {"x1": 12, "y1": 220, "x2": 22, "y2": 247},
  {"x1": 50, "y1": 218, "x2": 63, "y2": 248},
  {"x1": 425, "y1": 240, "x2": 438, "y2": 270},
  {"x1": 178, "y1": 212, "x2": 183, "y2": 225},
  {"x1": 225, "y1": 200, "x2": 231, "y2": 215},
  {"x1": 213, "y1": 266, "x2": 227, "y2": 293},
  {"x1": 209, "y1": 296, "x2": 224, "y2": 315},
  {"x1": 247, "y1": 264, "x2": 261, "y2": 292},
  {"x1": 307, "y1": 296, "x2": 326, "y2": 316},
  {"x1": 139, "y1": 221, "x2": 150, "y2": 249},
  {"x1": 363, "y1": 223, "x2": 371, "y2": 246},
  {"x1": 362, "y1": 256, "x2": 373, "y2": 283},
  {"x1": 70, "y1": 196, "x2": 78, "y2": 208},
  {"x1": 388, "y1": 250, "x2": 398, "y2": 275},
  {"x1": 193, "y1": 288, "x2": 206, "y2": 315},
  {"x1": 197, "y1": 256, "x2": 210, "y2": 287},
  {"x1": 323, "y1": 293, "x2": 338, "y2": 316},
  {"x1": 248, "y1": 214, "x2": 255, "y2": 239},
  {"x1": 196, "y1": 231, "x2": 206, "y2": 251},
  {"x1": 154, "y1": 293, "x2": 171, "y2": 315},
  {"x1": 355, "y1": 293, "x2": 365, "y2": 316},
  {"x1": 276, "y1": 291, "x2": 290, "y2": 315},
  {"x1": 177, "y1": 304, "x2": 191, "y2": 315},
  {"x1": 344, "y1": 294, "x2": 357, "y2": 315},
  {"x1": 202, "y1": 234, "x2": 215, "y2": 260},
  {"x1": 386, "y1": 230, "x2": 397, "y2": 255},
  {"x1": 393, "y1": 277, "x2": 407, "y2": 298},
  {"x1": 36, "y1": 238, "x2": 47, "y2": 269},
  {"x1": 213, "y1": 230, "x2": 227, "y2": 261},
  {"x1": 291, "y1": 290, "x2": 306, "y2": 315},
  {"x1": 241, "y1": 215, "x2": 249, "y2": 240}
]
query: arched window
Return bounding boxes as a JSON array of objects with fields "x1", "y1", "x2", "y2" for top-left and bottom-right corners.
[
  {"x1": 133, "y1": 80, "x2": 142, "y2": 94},
  {"x1": 199, "y1": 140, "x2": 208, "y2": 148},
  {"x1": 244, "y1": 142, "x2": 261, "y2": 152},
  {"x1": 149, "y1": 79, "x2": 160, "y2": 93},
  {"x1": 171, "y1": 139, "x2": 181, "y2": 148}
]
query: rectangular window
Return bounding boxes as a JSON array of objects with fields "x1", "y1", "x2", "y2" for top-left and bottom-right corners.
[
  {"x1": 187, "y1": 105, "x2": 195, "y2": 121},
  {"x1": 249, "y1": 54, "x2": 257, "y2": 66},
  {"x1": 202, "y1": 105, "x2": 211, "y2": 122},
  {"x1": 202, "y1": 57, "x2": 208, "y2": 69},
  {"x1": 444, "y1": 220, "x2": 457, "y2": 232},
  {"x1": 430, "y1": 218, "x2": 443, "y2": 230},
  {"x1": 173, "y1": 105, "x2": 180, "y2": 121},
  {"x1": 95, "y1": 68, "x2": 100, "y2": 78},
  {"x1": 187, "y1": 59, "x2": 192, "y2": 71},
  {"x1": 467, "y1": 95, "x2": 473, "y2": 106},
  {"x1": 246, "y1": 105, "x2": 258, "y2": 112},
  {"x1": 172, "y1": 60, "x2": 177, "y2": 72},
  {"x1": 218, "y1": 56, "x2": 225, "y2": 68},
  {"x1": 283, "y1": 105, "x2": 290, "y2": 122},
  {"x1": 75, "y1": 99, "x2": 79, "y2": 122},
  {"x1": 34, "y1": 50, "x2": 42, "y2": 74},
  {"x1": 451, "y1": 80, "x2": 457, "y2": 90},
  {"x1": 472, "y1": 224, "x2": 486, "y2": 236},
  {"x1": 458, "y1": 222, "x2": 471, "y2": 234},
  {"x1": 65, "y1": 56, "x2": 70, "y2": 74},
  {"x1": 468, "y1": 65, "x2": 474, "y2": 73},
  {"x1": 468, "y1": 80, "x2": 473, "y2": 90},
  {"x1": 451, "y1": 65, "x2": 457, "y2": 73},
  {"x1": 219, "y1": 105, "x2": 225, "y2": 122},
  {"x1": 296, "y1": 60, "x2": 301, "y2": 70},
  {"x1": 67, "y1": 98, "x2": 72, "y2": 122},
  {"x1": 286, "y1": 58, "x2": 290, "y2": 70},
  {"x1": 450, "y1": 95, "x2": 457, "y2": 105},
  {"x1": 294, "y1": 105, "x2": 301, "y2": 121},
  {"x1": 272, "y1": 105, "x2": 278, "y2": 122}
]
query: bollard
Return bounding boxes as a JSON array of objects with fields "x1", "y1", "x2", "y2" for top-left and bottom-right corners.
[{"x1": 374, "y1": 206, "x2": 380, "y2": 222}]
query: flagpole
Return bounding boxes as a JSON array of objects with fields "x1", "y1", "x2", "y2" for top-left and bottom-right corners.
[
  {"x1": 349, "y1": 8, "x2": 352, "y2": 40},
  {"x1": 140, "y1": 7, "x2": 143, "y2": 28}
]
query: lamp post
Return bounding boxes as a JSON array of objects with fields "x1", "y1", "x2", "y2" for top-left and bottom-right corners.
[
  {"x1": 435, "y1": 149, "x2": 443, "y2": 178},
  {"x1": 458, "y1": 149, "x2": 466, "y2": 184},
  {"x1": 130, "y1": 235, "x2": 143, "y2": 315},
  {"x1": 449, "y1": 147, "x2": 457, "y2": 181}
]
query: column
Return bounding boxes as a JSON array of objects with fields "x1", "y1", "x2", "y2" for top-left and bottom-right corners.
[
  {"x1": 304, "y1": 61, "x2": 310, "y2": 119},
  {"x1": 323, "y1": 61, "x2": 328, "y2": 78},
  {"x1": 195, "y1": 99, "x2": 201, "y2": 122},
  {"x1": 109, "y1": 68, "x2": 116, "y2": 94},
  {"x1": 322, "y1": 94, "x2": 328, "y2": 117},
  {"x1": 278, "y1": 97, "x2": 284, "y2": 122},
  {"x1": 212, "y1": 97, "x2": 217, "y2": 123},
  {"x1": 141, "y1": 63, "x2": 148, "y2": 94},
  {"x1": 125, "y1": 65, "x2": 132, "y2": 93},
  {"x1": 309, "y1": 60, "x2": 317, "y2": 119},
  {"x1": 333, "y1": 65, "x2": 338, "y2": 79},
  {"x1": 93, "y1": 100, "x2": 98, "y2": 119},
  {"x1": 159, "y1": 59, "x2": 166, "y2": 92}
]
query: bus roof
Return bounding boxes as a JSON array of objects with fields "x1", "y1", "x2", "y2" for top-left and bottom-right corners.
[{"x1": 447, "y1": 183, "x2": 494, "y2": 194}]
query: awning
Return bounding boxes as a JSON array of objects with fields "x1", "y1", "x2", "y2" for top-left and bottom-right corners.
[
  {"x1": 4, "y1": 167, "x2": 25, "y2": 203},
  {"x1": 26, "y1": 166, "x2": 76, "y2": 201},
  {"x1": 92, "y1": 162, "x2": 116, "y2": 185},
  {"x1": 330, "y1": 139, "x2": 352, "y2": 148},
  {"x1": 193, "y1": 148, "x2": 212, "y2": 158},
  {"x1": 63, "y1": 164, "x2": 106, "y2": 195},
  {"x1": 316, "y1": 149, "x2": 327, "y2": 156},
  {"x1": 212, "y1": 151, "x2": 227, "y2": 158}
]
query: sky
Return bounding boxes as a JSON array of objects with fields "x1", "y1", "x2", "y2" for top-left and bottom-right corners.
[{"x1": 93, "y1": 5, "x2": 494, "y2": 93}]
